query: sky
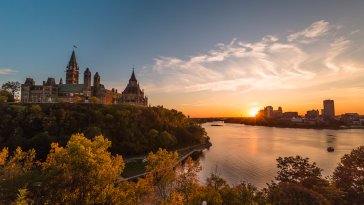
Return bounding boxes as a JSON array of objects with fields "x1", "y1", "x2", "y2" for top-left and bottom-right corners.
[{"x1": 1, "y1": 0, "x2": 364, "y2": 117}]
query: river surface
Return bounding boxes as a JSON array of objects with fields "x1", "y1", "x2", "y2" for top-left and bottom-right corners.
[{"x1": 193, "y1": 122, "x2": 364, "y2": 189}]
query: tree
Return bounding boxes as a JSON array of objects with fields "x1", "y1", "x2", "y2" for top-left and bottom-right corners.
[
  {"x1": 89, "y1": 96, "x2": 99, "y2": 103},
  {"x1": 41, "y1": 133, "x2": 125, "y2": 204},
  {"x1": 275, "y1": 156, "x2": 322, "y2": 187},
  {"x1": 266, "y1": 182, "x2": 330, "y2": 205},
  {"x1": 0, "y1": 147, "x2": 38, "y2": 203},
  {"x1": 157, "y1": 131, "x2": 177, "y2": 149},
  {"x1": 54, "y1": 98, "x2": 63, "y2": 103},
  {"x1": 145, "y1": 148, "x2": 180, "y2": 204},
  {"x1": 333, "y1": 146, "x2": 364, "y2": 204},
  {"x1": 73, "y1": 96, "x2": 83, "y2": 102},
  {"x1": 1, "y1": 81, "x2": 20, "y2": 99},
  {"x1": 0, "y1": 95, "x2": 7, "y2": 102},
  {"x1": 206, "y1": 164, "x2": 228, "y2": 190},
  {"x1": 175, "y1": 157, "x2": 202, "y2": 204}
]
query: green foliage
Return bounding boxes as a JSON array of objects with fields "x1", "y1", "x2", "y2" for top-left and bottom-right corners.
[
  {"x1": 1, "y1": 81, "x2": 20, "y2": 99},
  {"x1": 333, "y1": 146, "x2": 364, "y2": 204},
  {"x1": 54, "y1": 98, "x2": 63, "y2": 103},
  {"x1": 0, "y1": 103, "x2": 205, "y2": 161},
  {"x1": 0, "y1": 95, "x2": 8, "y2": 102},
  {"x1": 157, "y1": 131, "x2": 177, "y2": 149},
  {"x1": 14, "y1": 189, "x2": 34, "y2": 205}
]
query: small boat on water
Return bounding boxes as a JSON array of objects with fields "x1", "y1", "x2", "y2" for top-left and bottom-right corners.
[
  {"x1": 327, "y1": 147, "x2": 334, "y2": 152},
  {"x1": 211, "y1": 124, "x2": 223, "y2": 126}
]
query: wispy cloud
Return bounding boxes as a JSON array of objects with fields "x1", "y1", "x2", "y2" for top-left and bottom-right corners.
[
  {"x1": 0, "y1": 69, "x2": 18, "y2": 74},
  {"x1": 138, "y1": 20, "x2": 364, "y2": 95},
  {"x1": 287, "y1": 20, "x2": 329, "y2": 42}
]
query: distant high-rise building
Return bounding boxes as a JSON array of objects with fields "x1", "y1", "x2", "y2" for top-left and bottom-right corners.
[
  {"x1": 305, "y1": 109, "x2": 319, "y2": 119},
  {"x1": 323, "y1": 100, "x2": 335, "y2": 120},
  {"x1": 265, "y1": 106, "x2": 273, "y2": 117}
]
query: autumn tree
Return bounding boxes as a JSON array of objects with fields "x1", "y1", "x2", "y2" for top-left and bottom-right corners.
[
  {"x1": 40, "y1": 133, "x2": 125, "y2": 204},
  {"x1": 333, "y1": 146, "x2": 364, "y2": 204},
  {"x1": 73, "y1": 96, "x2": 83, "y2": 102},
  {"x1": 89, "y1": 96, "x2": 99, "y2": 103},
  {"x1": 0, "y1": 147, "x2": 38, "y2": 203},
  {"x1": 175, "y1": 157, "x2": 202, "y2": 204},
  {"x1": 1, "y1": 81, "x2": 20, "y2": 99},
  {"x1": 145, "y1": 148, "x2": 180, "y2": 204}
]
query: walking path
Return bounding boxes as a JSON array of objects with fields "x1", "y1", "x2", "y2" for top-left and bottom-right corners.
[
  {"x1": 120, "y1": 141, "x2": 212, "y2": 182},
  {"x1": 123, "y1": 142, "x2": 209, "y2": 163}
]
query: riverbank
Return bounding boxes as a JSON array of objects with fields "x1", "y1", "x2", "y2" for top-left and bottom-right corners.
[
  {"x1": 121, "y1": 141, "x2": 212, "y2": 180},
  {"x1": 223, "y1": 117, "x2": 364, "y2": 130}
]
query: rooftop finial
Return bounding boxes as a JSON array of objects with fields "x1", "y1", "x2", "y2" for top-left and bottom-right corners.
[{"x1": 133, "y1": 64, "x2": 134, "y2": 70}]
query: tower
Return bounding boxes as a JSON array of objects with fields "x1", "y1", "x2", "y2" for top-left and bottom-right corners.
[
  {"x1": 84, "y1": 68, "x2": 91, "y2": 91},
  {"x1": 83, "y1": 68, "x2": 92, "y2": 99},
  {"x1": 323, "y1": 100, "x2": 335, "y2": 120},
  {"x1": 93, "y1": 72, "x2": 100, "y2": 92},
  {"x1": 66, "y1": 51, "x2": 79, "y2": 84}
]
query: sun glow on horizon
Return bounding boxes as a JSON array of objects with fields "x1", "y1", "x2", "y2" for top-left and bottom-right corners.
[{"x1": 250, "y1": 108, "x2": 260, "y2": 117}]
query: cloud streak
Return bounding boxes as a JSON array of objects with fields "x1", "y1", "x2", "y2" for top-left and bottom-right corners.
[
  {"x1": 138, "y1": 20, "x2": 364, "y2": 95},
  {"x1": 0, "y1": 69, "x2": 18, "y2": 74}
]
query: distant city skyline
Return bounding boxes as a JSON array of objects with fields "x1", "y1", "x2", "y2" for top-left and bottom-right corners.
[{"x1": 1, "y1": 1, "x2": 364, "y2": 117}]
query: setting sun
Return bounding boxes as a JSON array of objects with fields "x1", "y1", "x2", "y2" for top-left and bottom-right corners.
[{"x1": 250, "y1": 108, "x2": 260, "y2": 117}]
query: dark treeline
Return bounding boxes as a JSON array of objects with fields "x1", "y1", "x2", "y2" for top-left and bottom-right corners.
[
  {"x1": 224, "y1": 116, "x2": 347, "y2": 129},
  {"x1": 0, "y1": 103, "x2": 206, "y2": 160}
]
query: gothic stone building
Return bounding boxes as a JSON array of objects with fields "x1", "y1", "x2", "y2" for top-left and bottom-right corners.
[
  {"x1": 21, "y1": 51, "x2": 148, "y2": 105},
  {"x1": 120, "y1": 70, "x2": 148, "y2": 106}
]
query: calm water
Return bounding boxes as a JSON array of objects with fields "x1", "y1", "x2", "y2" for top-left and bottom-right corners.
[{"x1": 194, "y1": 122, "x2": 364, "y2": 189}]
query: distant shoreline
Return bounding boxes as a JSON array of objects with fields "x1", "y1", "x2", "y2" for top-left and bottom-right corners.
[{"x1": 205, "y1": 121, "x2": 364, "y2": 130}]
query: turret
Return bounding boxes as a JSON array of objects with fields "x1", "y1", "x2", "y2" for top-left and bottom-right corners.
[
  {"x1": 93, "y1": 72, "x2": 100, "y2": 92},
  {"x1": 84, "y1": 68, "x2": 91, "y2": 91},
  {"x1": 59, "y1": 78, "x2": 63, "y2": 84}
]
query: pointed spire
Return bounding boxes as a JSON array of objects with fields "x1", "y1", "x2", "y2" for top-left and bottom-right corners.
[
  {"x1": 69, "y1": 51, "x2": 77, "y2": 66},
  {"x1": 129, "y1": 68, "x2": 137, "y2": 82}
]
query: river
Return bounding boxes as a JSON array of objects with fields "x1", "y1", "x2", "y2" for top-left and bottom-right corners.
[{"x1": 192, "y1": 122, "x2": 364, "y2": 189}]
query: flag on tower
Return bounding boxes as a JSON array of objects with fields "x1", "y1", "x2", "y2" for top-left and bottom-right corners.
[{"x1": 74, "y1": 45, "x2": 77, "y2": 48}]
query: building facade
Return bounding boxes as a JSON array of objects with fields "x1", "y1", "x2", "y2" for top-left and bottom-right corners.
[
  {"x1": 21, "y1": 51, "x2": 128, "y2": 104},
  {"x1": 323, "y1": 100, "x2": 335, "y2": 120},
  {"x1": 120, "y1": 70, "x2": 148, "y2": 107},
  {"x1": 305, "y1": 109, "x2": 319, "y2": 119}
]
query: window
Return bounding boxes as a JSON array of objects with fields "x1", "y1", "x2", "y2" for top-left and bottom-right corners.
[{"x1": 70, "y1": 93, "x2": 74, "y2": 97}]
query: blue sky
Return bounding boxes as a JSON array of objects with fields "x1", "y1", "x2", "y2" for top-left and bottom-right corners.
[{"x1": 1, "y1": 1, "x2": 364, "y2": 116}]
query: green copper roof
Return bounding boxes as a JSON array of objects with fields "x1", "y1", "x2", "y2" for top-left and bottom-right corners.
[
  {"x1": 97, "y1": 86, "x2": 106, "y2": 93},
  {"x1": 58, "y1": 84, "x2": 83, "y2": 92},
  {"x1": 69, "y1": 51, "x2": 77, "y2": 65}
]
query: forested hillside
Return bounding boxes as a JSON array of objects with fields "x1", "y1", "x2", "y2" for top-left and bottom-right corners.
[{"x1": 0, "y1": 103, "x2": 206, "y2": 160}]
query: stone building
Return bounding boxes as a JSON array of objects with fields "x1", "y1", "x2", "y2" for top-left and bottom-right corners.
[
  {"x1": 120, "y1": 70, "x2": 148, "y2": 107},
  {"x1": 21, "y1": 51, "x2": 122, "y2": 104}
]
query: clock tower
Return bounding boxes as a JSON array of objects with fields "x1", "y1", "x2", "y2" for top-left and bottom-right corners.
[{"x1": 66, "y1": 51, "x2": 79, "y2": 84}]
